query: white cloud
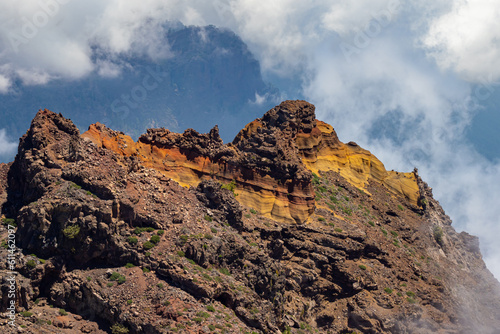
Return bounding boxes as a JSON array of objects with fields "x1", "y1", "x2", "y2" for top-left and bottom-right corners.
[
  {"x1": 423, "y1": 0, "x2": 500, "y2": 82},
  {"x1": 0, "y1": 129, "x2": 17, "y2": 157},
  {"x1": 0, "y1": 74, "x2": 10, "y2": 93}
]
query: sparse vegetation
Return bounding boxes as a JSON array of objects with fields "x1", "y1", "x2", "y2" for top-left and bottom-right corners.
[
  {"x1": 250, "y1": 208, "x2": 257, "y2": 214},
  {"x1": 111, "y1": 323, "x2": 129, "y2": 334},
  {"x1": 219, "y1": 268, "x2": 231, "y2": 275},
  {"x1": 384, "y1": 288, "x2": 393, "y2": 294},
  {"x1": 26, "y1": 259, "x2": 37, "y2": 269},
  {"x1": 1, "y1": 218, "x2": 15, "y2": 226},
  {"x1": 109, "y1": 272, "x2": 126, "y2": 284},
  {"x1": 359, "y1": 264, "x2": 367, "y2": 270},
  {"x1": 59, "y1": 309, "x2": 68, "y2": 316},
  {"x1": 433, "y1": 225, "x2": 444, "y2": 245},
  {"x1": 20, "y1": 311, "x2": 33, "y2": 317},
  {"x1": 150, "y1": 234, "x2": 161, "y2": 244},
  {"x1": 204, "y1": 215, "x2": 213, "y2": 222},
  {"x1": 127, "y1": 236, "x2": 138, "y2": 245},
  {"x1": 62, "y1": 224, "x2": 80, "y2": 239},
  {"x1": 143, "y1": 241, "x2": 155, "y2": 250},
  {"x1": 134, "y1": 227, "x2": 155, "y2": 235},
  {"x1": 221, "y1": 180, "x2": 237, "y2": 195},
  {"x1": 70, "y1": 182, "x2": 81, "y2": 190}
]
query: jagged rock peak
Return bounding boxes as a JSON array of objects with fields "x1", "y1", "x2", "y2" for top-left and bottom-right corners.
[
  {"x1": 22, "y1": 109, "x2": 79, "y2": 150},
  {"x1": 260, "y1": 100, "x2": 316, "y2": 133}
]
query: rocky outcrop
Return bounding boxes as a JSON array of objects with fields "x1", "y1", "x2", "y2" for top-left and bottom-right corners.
[
  {"x1": 0, "y1": 104, "x2": 499, "y2": 334},
  {"x1": 82, "y1": 101, "x2": 418, "y2": 224}
]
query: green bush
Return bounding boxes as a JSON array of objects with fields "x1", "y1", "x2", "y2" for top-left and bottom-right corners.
[
  {"x1": 219, "y1": 268, "x2": 231, "y2": 275},
  {"x1": 59, "y1": 309, "x2": 68, "y2": 316},
  {"x1": 109, "y1": 272, "x2": 121, "y2": 281},
  {"x1": 433, "y1": 226, "x2": 444, "y2": 245},
  {"x1": 221, "y1": 180, "x2": 237, "y2": 193},
  {"x1": 250, "y1": 209, "x2": 257, "y2": 214},
  {"x1": 143, "y1": 241, "x2": 155, "y2": 250},
  {"x1": 206, "y1": 305, "x2": 216, "y2": 312},
  {"x1": 368, "y1": 221, "x2": 375, "y2": 227},
  {"x1": 2, "y1": 218, "x2": 15, "y2": 226},
  {"x1": 124, "y1": 263, "x2": 134, "y2": 268},
  {"x1": 177, "y1": 250, "x2": 186, "y2": 257},
  {"x1": 126, "y1": 299, "x2": 132, "y2": 305},
  {"x1": 358, "y1": 264, "x2": 367, "y2": 270},
  {"x1": 70, "y1": 182, "x2": 81, "y2": 189},
  {"x1": 62, "y1": 225, "x2": 80, "y2": 239},
  {"x1": 111, "y1": 323, "x2": 129, "y2": 334},
  {"x1": 179, "y1": 235, "x2": 189, "y2": 244},
  {"x1": 20, "y1": 311, "x2": 32, "y2": 317},
  {"x1": 126, "y1": 236, "x2": 138, "y2": 245},
  {"x1": 204, "y1": 215, "x2": 213, "y2": 222},
  {"x1": 384, "y1": 288, "x2": 393, "y2": 294},
  {"x1": 26, "y1": 259, "x2": 37, "y2": 269},
  {"x1": 157, "y1": 230, "x2": 164, "y2": 235},
  {"x1": 312, "y1": 173, "x2": 320, "y2": 185},
  {"x1": 390, "y1": 231, "x2": 398, "y2": 237},
  {"x1": 196, "y1": 311, "x2": 210, "y2": 319},
  {"x1": 150, "y1": 235, "x2": 161, "y2": 244},
  {"x1": 318, "y1": 217, "x2": 325, "y2": 222}
]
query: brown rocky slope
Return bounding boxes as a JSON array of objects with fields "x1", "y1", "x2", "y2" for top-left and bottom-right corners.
[{"x1": 0, "y1": 101, "x2": 499, "y2": 333}]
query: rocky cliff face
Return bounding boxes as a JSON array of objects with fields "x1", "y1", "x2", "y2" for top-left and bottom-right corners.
[{"x1": 0, "y1": 102, "x2": 499, "y2": 333}]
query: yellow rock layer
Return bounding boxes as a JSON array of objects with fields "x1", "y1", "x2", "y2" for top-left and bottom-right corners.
[
  {"x1": 82, "y1": 124, "x2": 312, "y2": 224},
  {"x1": 299, "y1": 121, "x2": 420, "y2": 205}
]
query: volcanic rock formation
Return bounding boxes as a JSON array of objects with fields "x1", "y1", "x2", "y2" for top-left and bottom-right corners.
[
  {"x1": 81, "y1": 101, "x2": 418, "y2": 224},
  {"x1": 0, "y1": 102, "x2": 499, "y2": 334}
]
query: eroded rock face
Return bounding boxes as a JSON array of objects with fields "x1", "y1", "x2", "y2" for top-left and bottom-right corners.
[
  {"x1": 82, "y1": 101, "x2": 419, "y2": 224},
  {"x1": 1, "y1": 104, "x2": 499, "y2": 334}
]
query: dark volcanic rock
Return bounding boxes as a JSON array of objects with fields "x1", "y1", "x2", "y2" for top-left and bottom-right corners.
[{"x1": 0, "y1": 105, "x2": 499, "y2": 334}]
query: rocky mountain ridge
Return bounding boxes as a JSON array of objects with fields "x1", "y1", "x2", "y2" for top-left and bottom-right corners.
[{"x1": 0, "y1": 101, "x2": 499, "y2": 333}]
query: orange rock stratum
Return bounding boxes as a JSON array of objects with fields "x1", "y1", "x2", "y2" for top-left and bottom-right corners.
[{"x1": 82, "y1": 101, "x2": 420, "y2": 223}]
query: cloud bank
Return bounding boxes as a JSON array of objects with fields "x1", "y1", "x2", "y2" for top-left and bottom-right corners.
[
  {"x1": 0, "y1": 129, "x2": 17, "y2": 158},
  {"x1": 1, "y1": 0, "x2": 500, "y2": 279}
]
